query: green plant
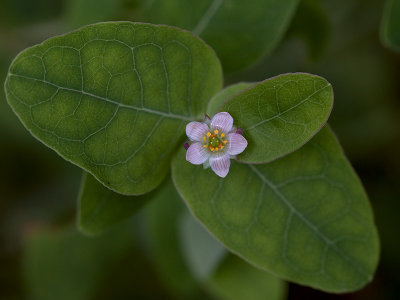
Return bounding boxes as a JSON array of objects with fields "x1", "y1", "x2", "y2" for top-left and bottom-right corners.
[{"x1": 4, "y1": 21, "x2": 379, "y2": 295}]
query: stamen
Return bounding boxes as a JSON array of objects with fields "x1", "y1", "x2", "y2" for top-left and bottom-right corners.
[
  {"x1": 224, "y1": 140, "x2": 228, "y2": 144},
  {"x1": 206, "y1": 132, "x2": 211, "y2": 137},
  {"x1": 210, "y1": 146, "x2": 215, "y2": 151},
  {"x1": 220, "y1": 145, "x2": 224, "y2": 149},
  {"x1": 203, "y1": 136, "x2": 206, "y2": 141},
  {"x1": 203, "y1": 145, "x2": 207, "y2": 148},
  {"x1": 215, "y1": 148, "x2": 219, "y2": 151},
  {"x1": 214, "y1": 129, "x2": 219, "y2": 134},
  {"x1": 221, "y1": 133, "x2": 225, "y2": 137}
]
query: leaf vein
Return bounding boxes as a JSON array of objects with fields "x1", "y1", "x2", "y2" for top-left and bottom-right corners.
[{"x1": 8, "y1": 73, "x2": 194, "y2": 121}]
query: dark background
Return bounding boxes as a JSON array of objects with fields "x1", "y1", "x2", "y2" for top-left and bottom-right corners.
[{"x1": 0, "y1": 0, "x2": 399, "y2": 299}]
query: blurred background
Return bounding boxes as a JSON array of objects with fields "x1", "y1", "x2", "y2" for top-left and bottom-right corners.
[{"x1": 0, "y1": 0, "x2": 399, "y2": 299}]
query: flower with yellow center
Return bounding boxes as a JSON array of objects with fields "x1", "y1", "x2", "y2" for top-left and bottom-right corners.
[{"x1": 184, "y1": 112, "x2": 248, "y2": 178}]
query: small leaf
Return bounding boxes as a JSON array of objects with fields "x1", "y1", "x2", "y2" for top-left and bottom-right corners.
[
  {"x1": 381, "y1": 0, "x2": 400, "y2": 51},
  {"x1": 207, "y1": 82, "x2": 253, "y2": 117},
  {"x1": 222, "y1": 73, "x2": 333, "y2": 163},
  {"x1": 5, "y1": 22, "x2": 222, "y2": 195},
  {"x1": 143, "y1": 0, "x2": 299, "y2": 73},
  {"x1": 78, "y1": 172, "x2": 148, "y2": 236},
  {"x1": 172, "y1": 126, "x2": 379, "y2": 292},
  {"x1": 206, "y1": 255, "x2": 287, "y2": 300},
  {"x1": 179, "y1": 210, "x2": 227, "y2": 280}
]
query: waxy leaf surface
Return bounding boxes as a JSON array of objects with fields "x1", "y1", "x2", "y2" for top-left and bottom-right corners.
[
  {"x1": 144, "y1": 0, "x2": 299, "y2": 73},
  {"x1": 78, "y1": 172, "x2": 148, "y2": 235},
  {"x1": 222, "y1": 73, "x2": 333, "y2": 163},
  {"x1": 172, "y1": 127, "x2": 379, "y2": 292},
  {"x1": 5, "y1": 22, "x2": 222, "y2": 195}
]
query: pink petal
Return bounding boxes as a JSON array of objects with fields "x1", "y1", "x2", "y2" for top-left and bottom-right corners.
[
  {"x1": 210, "y1": 154, "x2": 231, "y2": 178},
  {"x1": 227, "y1": 133, "x2": 248, "y2": 155},
  {"x1": 186, "y1": 142, "x2": 210, "y2": 165},
  {"x1": 211, "y1": 112, "x2": 233, "y2": 133},
  {"x1": 186, "y1": 122, "x2": 209, "y2": 141}
]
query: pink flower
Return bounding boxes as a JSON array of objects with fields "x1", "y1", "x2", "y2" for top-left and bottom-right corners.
[{"x1": 185, "y1": 112, "x2": 248, "y2": 178}]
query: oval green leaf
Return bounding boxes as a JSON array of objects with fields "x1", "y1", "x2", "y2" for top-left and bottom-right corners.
[
  {"x1": 172, "y1": 126, "x2": 379, "y2": 292},
  {"x1": 144, "y1": 0, "x2": 299, "y2": 73},
  {"x1": 78, "y1": 172, "x2": 149, "y2": 236},
  {"x1": 222, "y1": 73, "x2": 333, "y2": 163},
  {"x1": 5, "y1": 21, "x2": 222, "y2": 195}
]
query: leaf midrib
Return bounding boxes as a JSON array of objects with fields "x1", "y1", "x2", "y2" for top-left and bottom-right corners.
[
  {"x1": 244, "y1": 83, "x2": 331, "y2": 130},
  {"x1": 247, "y1": 164, "x2": 370, "y2": 281},
  {"x1": 8, "y1": 73, "x2": 195, "y2": 122}
]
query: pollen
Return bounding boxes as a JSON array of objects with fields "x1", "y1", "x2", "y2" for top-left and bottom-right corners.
[
  {"x1": 214, "y1": 129, "x2": 219, "y2": 134},
  {"x1": 203, "y1": 136, "x2": 206, "y2": 141},
  {"x1": 223, "y1": 140, "x2": 228, "y2": 144},
  {"x1": 206, "y1": 132, "x2": 211, "y2": 137},
  {"x1": 203, "y1": 145, "x2": 207, "y2": 148},
  {"x1": 220, "y1": 145, "x2": 224, "y2": 149},
  {"x1": 210, "y1": 146, "x2": 215, "y2": 151},
  {"x1": 221, "y1": 133, "x2": 225, "y2": 137}
]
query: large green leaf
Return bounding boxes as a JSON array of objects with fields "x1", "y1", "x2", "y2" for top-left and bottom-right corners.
[
  {"x1": 206, "y1": 255, "x2": 287, "y2": 300},
  {"x1": 78, "y1": 172, "x2": 149, "y2": 235},
  {"x1": 222, "y1": 73, "x2": 333, "y2": 163},
  {"x1": 172, "y1": 126, "x2": 379, "y2": 292},
  {"x1": 381, "y1": 0, "x2": 400, "y2": 51},
  {"x1": 143, "y1": 0, "x2": 299, "y2": 73},
  {"x1": 5, "y1": 21, "x2": 222, "y2": 195}
]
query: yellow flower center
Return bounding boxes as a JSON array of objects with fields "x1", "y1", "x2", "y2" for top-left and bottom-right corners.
[{"x1": 202, "y1": 131, "x2": 228, "y2": 152}]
